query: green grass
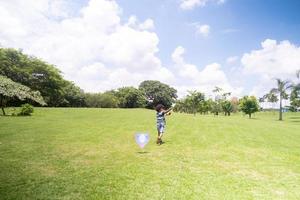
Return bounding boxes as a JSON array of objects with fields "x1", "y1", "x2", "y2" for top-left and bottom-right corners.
[{"x1": 1, "y1": 108, "x2": 300, "y2": 200}]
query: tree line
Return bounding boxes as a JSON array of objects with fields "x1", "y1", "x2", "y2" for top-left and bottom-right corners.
[
  {"x1": 0, "y1": 47, "x2": 177, "y2": 114},
  {"x1": 1, "y1": 47, "x2": 300, "y2": 120},
  {"x1": 173, "y1": 88, "x2": 259, "y2": 118}
]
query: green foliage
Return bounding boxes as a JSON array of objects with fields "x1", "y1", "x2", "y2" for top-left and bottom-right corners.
[
  {"x1": 0, "y1": 75, "x2": 46, "y2": 115},
  {"x1": 290, "y1": 70, "x2": 300, "y2": 111},
  {"x1": 185, "y1": 91, "x2": 205, "y2": 115},
  {"x1": 115, "y1": 87, "x2": 146, "y2": 108},
  {"x1": 85, "y1": 92, "x2": 119, "y2": 108},
  {"x1": 222, "y1": 100, "x2": 234, "y2": 116},
  {"x1": 18, "y1": 103, "x2": 34, "y2": 116},
  {"x1": 264, "y1": 92, "x2": 278, "y2": 104},
  {"x1": 239, "y1": 96, "x2": 259, "y2": 118},
  {"x1": 270, "y1": 79, "x2": 292, "y2": 120},
  {"x1": 211, "y1": 101, "x2": 222, "y2": 115},
  {"x1": 0, "y1": 48, "x2": 84, "y2": 107},
  {"x1": 198, "y1": 99, "x2": 213, "y2": 114},
  {"x1": 62, "y1": 82, "x2": 86, "y2": 107},
  {"x1": 173, "y1": 91, "x2": 205, "y2": 114},
  {"x1": 139, "y1": 80, "x2": 177, "y2": 108},
  {"x1": 211, "y1": 86, "x2": 235, "y2": 116},
  {"x1": 290, "y1": 85, "x2": 300, "y2": 111},
  {"x1": 173, "y1": 100, "x2": 185, "y2": 113}
]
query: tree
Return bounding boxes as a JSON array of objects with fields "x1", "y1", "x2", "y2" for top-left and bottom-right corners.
[
  {"x1": 62, "y1": 82, "x2": 86, "y2": 107},
  {"x1": 270, "y1": 79, "x2": 292, "y2": 120},
  {"x1": 0, "y1": 48, "x2": 83, "y2": 107},
  {"x1": 0, "y1": 75, "x2": 46, "y2": 115},
  {"x1": 185, "y1": 91, "x2": 205, "y2": 115},
  {"x1": 198, "y1": 99, "x2": 213, "y2": 114},
  {"x1": 259, "y1": 96, "x2": 265, "y2": 110},
  {"x1": 290, "y1": 70, "x2": 300, "y2": 111},
  {"x1": 84, "y1": 92, "x2": 119, "y2": 108},
  {"x1": 173, "y1": 99, "x2": 185, "y2": 113},
  {"x1": 239, "y1": 96, "x2": 259, "y2": 118},
  {"x1": 139, "y1": 80, "x2": 177, "y2": 108},
  {"x1": 265, "y1": 92, "x2": 278, "y2": 110},
  {"x1": 211, "y1": 101, "x2": 222, "y2": 116},
  {"x1": 212, "y1": 86, "x2": 233, "y2": 116},
  {"x1": 115, "y1": 87, "x2": 146, "y2": 108},
  {"x1": 222, "y1": 100, "x2": 234, "y2": 116}
]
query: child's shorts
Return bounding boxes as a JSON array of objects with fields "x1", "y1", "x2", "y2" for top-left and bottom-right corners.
[{"x1": 157, "y1": 123, "x2": 165, "y2": 133}]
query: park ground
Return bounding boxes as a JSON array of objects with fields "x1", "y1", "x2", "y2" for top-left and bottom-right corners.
[{"x1": 0, "y1": 108, "x2": 300, "y2": 200}]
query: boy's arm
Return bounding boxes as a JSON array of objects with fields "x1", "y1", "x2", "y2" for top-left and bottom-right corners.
[{"x1": 164, "y1": 107, "x2": 173, "y2": 114}]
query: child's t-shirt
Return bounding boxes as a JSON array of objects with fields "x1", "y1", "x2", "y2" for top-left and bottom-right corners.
[{"x1": 156, "y1": 111, "x2": 165, "y2": 124}]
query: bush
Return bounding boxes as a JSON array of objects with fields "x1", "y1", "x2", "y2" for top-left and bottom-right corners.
[{"x1": 18, "y1": 104, "x2": 34, "y2": 116}]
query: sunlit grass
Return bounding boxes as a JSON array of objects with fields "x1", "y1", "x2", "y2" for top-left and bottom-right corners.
[{"x1": 1, "y1": 108, "x2": 300, "y2": 199}]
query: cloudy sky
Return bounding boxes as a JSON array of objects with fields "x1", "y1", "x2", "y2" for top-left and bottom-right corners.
[{"x1": 1, "y1": 0, "x2": 300, "y2": 97}]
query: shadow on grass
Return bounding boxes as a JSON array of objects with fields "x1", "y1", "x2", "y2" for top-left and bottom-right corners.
[
  {"x1": 289, "y1": 117, "x2": 300, "y2": 119},
  {"x1": 248, "y1": 118, "x2": 259, "y2": 120},
  {"x1": 137, "y1": 151, "x2": 149, "y2": 154},
  {"x1": 0, "y1": 115, "x2": 31, "y2": 117},
  {"x1": 290, "y1": 120, "x2": 300, "y2": 123}
]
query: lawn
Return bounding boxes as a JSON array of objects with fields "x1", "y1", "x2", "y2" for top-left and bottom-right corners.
[{"x1": 0, "y1": 108, "x2": 300, "y2": 200}]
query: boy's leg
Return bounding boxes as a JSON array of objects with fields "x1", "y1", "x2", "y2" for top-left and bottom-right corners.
[
  {"x1": 158, "y1": 124, "x2": 164, "y2": 144},
  {"x1": 157, "y1": 123, "x2": 161, "y2": 144},
  {"x1": 157, "y1": 126, "x2": 162, "y2": 144},
  {"x1": 156, "y1": 123, "x2": 165, "y2": 145}
]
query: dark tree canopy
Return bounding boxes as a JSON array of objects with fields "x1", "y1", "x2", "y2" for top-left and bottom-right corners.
[
  {"x1": 84, "y1": 92, "x2": 119, "y2": 108},
  {"x1": 139, "y1": 80, "x2": 177, "y2": 108},
  {"x1": 0, "y1": 48, "x2": 85, "y2": 107},
  {"x1": 115, "y1": 87, "x2": 146, "y2": 108}
]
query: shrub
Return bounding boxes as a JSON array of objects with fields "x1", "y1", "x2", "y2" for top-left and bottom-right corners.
[{"x1": 18, "y1": 104, "x2": 34, "y2": 116}]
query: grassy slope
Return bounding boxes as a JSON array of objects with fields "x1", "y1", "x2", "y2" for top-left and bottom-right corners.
[{"x1": 0, "y1": 108, "x2": 300, "y2": 200}]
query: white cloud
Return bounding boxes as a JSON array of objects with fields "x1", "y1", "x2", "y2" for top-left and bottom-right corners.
[
  {"x1": 0, "y1": 0, "x2": 172, "y2": 92},
  {"x1": 241, "y1": 39, "x2": 300, "y2": 97},
  {"x1": 0, "y1": 0, "x2": 241, "y2": 98},
  {"x1": 196, "y1": 24, "x2": 210, "y2": 37},
  {"x1": 171, "y1": 46, "x2": 242, "y2": 97},
  {"x1": 179, "y1": 0, "x2": 225, "y2": 10},
  {"x1": 226, "y1": 56, "x2": 239, "y2": 64},
  {"x1": 139, "y1": 19, "x2": 155, "y2": 30},
  {"x1": 242, "y1": 39, "x2": 300, "y2": 78},
  {"x1": 126, "y1": 15, "x2": 155, "y2": 30}
]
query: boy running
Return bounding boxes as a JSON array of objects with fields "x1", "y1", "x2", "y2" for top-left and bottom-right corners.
[{"x1": 155, "y1": 104, "x2": 172, "y2": 145}]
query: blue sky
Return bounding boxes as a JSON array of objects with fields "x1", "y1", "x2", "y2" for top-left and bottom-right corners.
[
  {"x1": 118, "y1": 0, "x2": 300, "y2": 60},
  {"x1": 1, "y1": 0, "x2": 300, "y2": 97}
]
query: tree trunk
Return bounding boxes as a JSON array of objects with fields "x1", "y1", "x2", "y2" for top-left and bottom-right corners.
[
  {"x1": 279, "y1": 95, "x2": 283, "y2": 121},
  {"x1": 249, "y1": 113, "x2": 251, "y2": 118},
  {"x1": 0, "y1": 95, "x2": 5, "y2": 116},
  {"x1": 1, "y1": 107, "x2": 5, "y2": 115}
]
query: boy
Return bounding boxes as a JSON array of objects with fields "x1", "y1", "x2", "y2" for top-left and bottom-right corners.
[{"x1": 155, "y1": 104, "x2": 172, "y2": 145}]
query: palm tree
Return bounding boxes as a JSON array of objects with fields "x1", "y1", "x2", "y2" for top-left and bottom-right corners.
[
  {"x1": 270, "y1": 79, "x2": 292, "y2": 120},
  {"x1": 290, "y1": 70, "x2": 300, "y2": 111},
  {"x1": 295, "y1": 69, "x2": 300, "y2": 89},
  {"x1": 259, "y1": 96, "x2": 265, "y2": 110}
]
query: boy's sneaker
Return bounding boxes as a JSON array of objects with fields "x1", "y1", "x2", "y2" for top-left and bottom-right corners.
[{"x1": 156, "y1": 138, "x2": 160, "y2": 144}]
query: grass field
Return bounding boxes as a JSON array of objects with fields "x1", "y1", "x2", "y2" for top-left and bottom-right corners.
[{"x1": 1, "y1": 108, "x2": 300, "y2": 200}]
